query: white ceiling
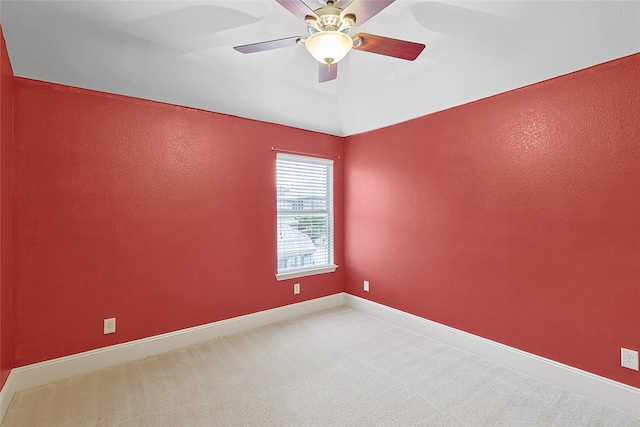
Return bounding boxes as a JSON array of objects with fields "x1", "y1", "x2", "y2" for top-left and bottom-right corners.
[{"x1": 1, "y1": 1, "x2": 639, "y2": 136}]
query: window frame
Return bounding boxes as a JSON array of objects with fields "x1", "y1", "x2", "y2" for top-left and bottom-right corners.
[{"x1": 275, "y1": 153, "x2": 337, "y2": 281}]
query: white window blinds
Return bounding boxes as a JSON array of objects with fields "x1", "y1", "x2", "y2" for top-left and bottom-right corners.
[{"x1": 276, "y1": 153, "x2": 336, "y2": 280}]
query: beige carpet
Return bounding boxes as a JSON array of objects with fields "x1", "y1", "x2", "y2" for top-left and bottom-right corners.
[{"x1": 3, "y1": 306, "x2": 639, "y2": 426}]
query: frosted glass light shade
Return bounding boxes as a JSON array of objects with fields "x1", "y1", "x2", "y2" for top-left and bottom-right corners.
[{"x1": 305, "y1": 31, "x2": 353, "y2": 65}]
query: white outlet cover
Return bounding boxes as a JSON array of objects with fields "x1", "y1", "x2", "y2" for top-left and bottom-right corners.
[
  {"x1": 621, "y1": 348, "x2": 639, "y2": 371},
  {"x1": 293, "y1": 283, "x2": 300, "y2": 295},
  {"x1": 104, "y1": 318, "x2": 116, "y2": 334},
  {"x1": 364, "y1": 281, "x2": 369, "y2": 292}
]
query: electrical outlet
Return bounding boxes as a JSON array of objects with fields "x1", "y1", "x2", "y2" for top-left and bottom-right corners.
[
  {"x1": 294, "y1": 283, "x2": 300, "y2": 295},
  {"x1": 364, "y1": 280, "x2": 369, "y2": 292},
  {"x1": 104, "y1": 318, "x2": 116, "y2": 334},
  {"x1": 621, "y1": 348, "x2": 639, "y2": 371}
]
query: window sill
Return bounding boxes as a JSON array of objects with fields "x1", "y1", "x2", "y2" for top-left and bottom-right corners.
[{"x1": 275, "y1": 265, "x2": 338, "y2": 281}]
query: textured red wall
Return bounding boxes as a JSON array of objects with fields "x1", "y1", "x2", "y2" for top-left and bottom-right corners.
[
  {"x1": 13, "y1": 79, "x2": 344, "y2": 366},
  {"x1": 344, "y1": 54, "x2": 640, "y2": 387},
  {"x1": 0, "y1": 25, "x2": 14, "y2": 388}
]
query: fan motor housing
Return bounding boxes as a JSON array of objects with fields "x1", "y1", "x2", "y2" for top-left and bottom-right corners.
[
  {"x1": 316, "y1": 0, "x2": 344, "y2": 5},
  {"x1": 306, "y1": 5, "x2": 355, "y2": 34}
]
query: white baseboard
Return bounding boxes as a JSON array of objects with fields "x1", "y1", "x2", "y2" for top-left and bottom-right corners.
[
  {"x1": 344, "y1": 294, "x2": 640, "y2": 418},
  {"x1": 0, "y1": 371, "x2": 16, "y2": 423},
  {"x1": 0, "y1": 293, "x2": 345, "y2": 422}
]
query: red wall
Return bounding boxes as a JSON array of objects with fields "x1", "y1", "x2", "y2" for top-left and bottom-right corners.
[
  {"x1": 344, "y1": 54, "x2": 640, "y2": 387},
  {"x1": 0, "y1": 25, "x2": 14, "y2": 388},
  {"x1": 13, "y1": 79, "x2": 344, "y2": 366}
]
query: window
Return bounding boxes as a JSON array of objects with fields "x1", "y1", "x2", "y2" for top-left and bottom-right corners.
[{"x1": 276, "y1": 153, "x2": 337, "y2": 280}]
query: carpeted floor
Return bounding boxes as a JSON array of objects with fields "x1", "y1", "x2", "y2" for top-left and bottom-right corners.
[{"x1": 3, "y1": 306, "x2": 639, "y2": 426}]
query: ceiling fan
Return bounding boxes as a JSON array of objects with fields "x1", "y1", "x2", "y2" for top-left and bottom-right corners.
[{"x1": 233, "y1": 0, "x2": 426, "y2": 83}]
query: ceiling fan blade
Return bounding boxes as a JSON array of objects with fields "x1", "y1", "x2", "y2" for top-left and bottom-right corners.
[
  {"x1": 275, "y1": 0, "x2": 319, "y2": 21},
  {"x1": 234, "y1": 36, "x2": 302, "y2": 54},
  {"x1": 352, "y1": 33, "x2": 425, "y2": 60},
  {"x1": 319, "y1": 62, "x2": 338, "y2": 83},
  {"x1": 342, "y1": 0, "x2": 395, "y2": 27}
]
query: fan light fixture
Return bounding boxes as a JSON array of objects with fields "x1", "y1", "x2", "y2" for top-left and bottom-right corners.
[{"x1": 305, "y1": 31, "x2": 353, "y2": 65}]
